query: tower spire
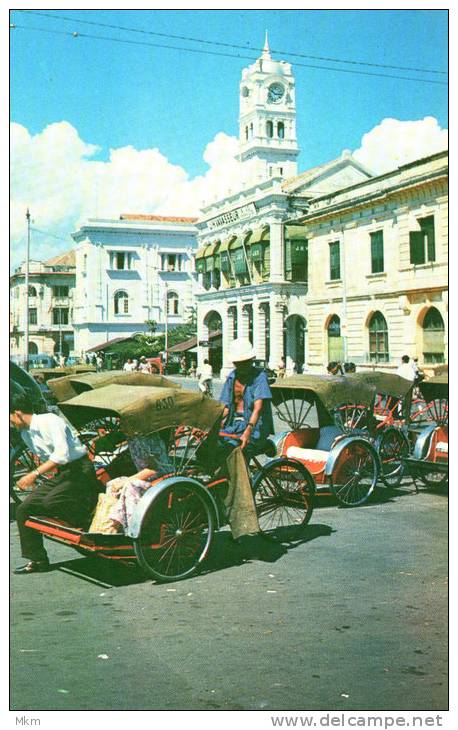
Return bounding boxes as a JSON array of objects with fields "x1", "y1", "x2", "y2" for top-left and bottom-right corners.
[{"x1": 262, "y1": 30, "x2": 271, "y2": 60}]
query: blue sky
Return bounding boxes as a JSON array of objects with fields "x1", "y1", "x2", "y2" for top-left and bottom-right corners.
[
  {"x1": 10, "y1": 8, "x2": 448, "y2": 175},
  {"x1": 9, "y1": 8, "x2": 448, "y2": 266}
]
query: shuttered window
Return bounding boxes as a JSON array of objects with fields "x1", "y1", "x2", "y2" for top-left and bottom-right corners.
[
  {"x1": 370, "y1": 230, "x2": 384, "y2": 273},
  {"x1": 368, "y1": 311, "x2": 389, "y2": 363},
  {"x1": 409, "y1": 215, "x2": 436, "y2": 265},
  {"x1": 329, "y1": 241, "x2": 341, "y2": 280},
  {"x1": 423, "y1": 307, "x2": 445, "y2": 363}
]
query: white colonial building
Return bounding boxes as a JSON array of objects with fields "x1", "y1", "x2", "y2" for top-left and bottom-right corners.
[
  {"x1": 71, "y1": 214, "x2": 198, "y2": 354},
  {"x1": 10, "y1": 250, "x2": 76, "y2": 363},
  {"x1": 195, "y1": 38, "x2": 448, "y2": 376}
]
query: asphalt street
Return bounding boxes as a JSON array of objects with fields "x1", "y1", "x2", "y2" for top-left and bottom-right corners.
[{"x1": 10, "y1": 486, "x2": 448, "y2": 712}]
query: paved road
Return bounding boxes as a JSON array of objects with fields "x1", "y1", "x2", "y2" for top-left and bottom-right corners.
[{"x1": 10, "y1": 487, "x2": 448, "y2": 711}]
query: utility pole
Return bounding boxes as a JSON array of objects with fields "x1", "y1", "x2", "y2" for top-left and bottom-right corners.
[
  {"x1": 164, "y1": 282, "x2": 168, "y2": 370},
  {"x1": 24, "y1": 209, "x2": 31, "y2": 370}
]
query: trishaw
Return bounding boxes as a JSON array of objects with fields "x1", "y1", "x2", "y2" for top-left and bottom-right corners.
[
  {"x1": 10, "y1": 371, "x2": 180, "y2": 506},
  {"x1": 349, "y1": 371, "x2": 413, "y2": 487},
  {"x1": 12, "y1": 384, "x2": 315, "y2": 582},
  {"x1": 269, "y1": 375, "x2": 381, "y2": 507},
  {"x1": 403, "y1": 375, "x2": 448, "y2": 490}
]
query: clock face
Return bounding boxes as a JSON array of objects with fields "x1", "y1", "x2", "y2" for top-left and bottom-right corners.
[{"x1": 268, "y1": 82, "x2": 284, "y2": 103}]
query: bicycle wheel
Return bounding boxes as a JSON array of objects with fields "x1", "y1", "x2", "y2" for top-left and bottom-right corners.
[
  {"x1": 378, "y1": 428, "x2": 409, "y2": 488},
  {"x1": 329, "y1": 440, "x2": 378, "y2": 507},
  {"x1": 134, "y1": 481, "x2": 215, "y2": 582},
  {"x1": 9, "y1": 443, "x2": 58, "y2": 504},
  {"x1": 252, "y1": 458, "x2": 315, "y2": 533},
  {"x1": 419, "y1": 470, "x2": 448, "y2": 491}
]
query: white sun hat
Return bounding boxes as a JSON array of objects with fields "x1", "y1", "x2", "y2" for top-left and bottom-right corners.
[{"x1": 229, "y1": 338, "x2": 256, "y2": 363}]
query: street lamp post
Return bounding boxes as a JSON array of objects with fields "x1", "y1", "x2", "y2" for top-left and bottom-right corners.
[
  {"x1": 24, "y1": 209, "x2": 31, "y2": 370},
  {"x1": 164, "y1": 283, "x2": 168, "y2": 369}
]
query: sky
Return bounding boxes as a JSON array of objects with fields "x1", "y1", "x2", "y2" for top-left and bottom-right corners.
[{"x1": 9, "y1": 7, "x2": 449, "y2": 268}]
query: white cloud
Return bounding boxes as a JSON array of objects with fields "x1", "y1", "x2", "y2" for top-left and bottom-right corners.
[
  {"x1": 352, "y1": 116, "x2": 448, "y2": 174},
  {"x1": 10, "y1": 116, "x2": 448, "y2": 268},
  {"x1": 10, "y1": 122, "x2": 246, "y2": 268}
]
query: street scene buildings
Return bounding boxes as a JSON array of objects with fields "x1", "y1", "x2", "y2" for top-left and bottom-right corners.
[{"x1": 10, "y1": 37, "x2": 448, "y2": 375}]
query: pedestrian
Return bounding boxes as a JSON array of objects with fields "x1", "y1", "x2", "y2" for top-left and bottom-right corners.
[
  {"x1": 123, "y1": 358, "x2": 136, "y2": 372},
  {"x1": 188, "y1": 360, "x2": 197, "y2": 378},
  {"x1": 180, "y1": 356, "x2": 187, "y2": 375},
  {"x1": 59, "y1": 354, "x2": 66, "y2": 368},
  {"x1": 396, "y1": 355, "x2": 415, "y2": 381},
  {"x1": 96, "y1": 353, "x2": 104, "y2": 372},
  {"x1": 276, "y1": 356, "x2": 286, "y2": 379},
  {"x1": 344, "y1": 362, "x2": 356, "y2": 373},
  {"x1": 138, "y1": 356, "x2": 151, "y2": 374},
  {"x1": 327, "y1": 361, "x2": 344, "y2": 376},
  {"x1": 197, "y1": 358, "x2": 213, "y2": 396},
  {"x1": 10, "y1": 393, "x2": 99, "y2": 574}
]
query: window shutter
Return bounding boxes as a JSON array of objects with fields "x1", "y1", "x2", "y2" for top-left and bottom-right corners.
[
  {"x1": 220, "y1": 251, "x2": 230, "y2": 272},
  {"x1": 409, "y1": 232, "x2": 425, "y2": 265}
]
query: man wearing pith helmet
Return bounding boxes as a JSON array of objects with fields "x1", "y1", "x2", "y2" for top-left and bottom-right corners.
[{"x1": 219, "y1": 338, "x2": 274, "y2": 459}]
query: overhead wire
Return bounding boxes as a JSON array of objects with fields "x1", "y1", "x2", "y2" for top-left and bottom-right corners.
[
  {"x1": 10, "y1": 22, "x2": 448, "y2": 86},
  {"x1": 13, "y1": 8, "x2": 447, "y2": 76}
]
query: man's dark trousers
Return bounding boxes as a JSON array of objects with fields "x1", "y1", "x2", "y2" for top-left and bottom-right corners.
[{"x1": 16, "y1": 456, "x2": 99, "y2": 561}]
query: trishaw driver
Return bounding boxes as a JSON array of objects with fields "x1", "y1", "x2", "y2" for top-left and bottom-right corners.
[
  {"x1": 10, "y1": 393, "x2": 99, "y2": 575},
  {"x1": 219, "y1": 338, "x2": 274, "y2": 458}
]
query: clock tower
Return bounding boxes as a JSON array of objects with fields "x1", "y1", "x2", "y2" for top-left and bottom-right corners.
[{"x1": 239, "y1": 33, "x2": 299, "y2": 183}]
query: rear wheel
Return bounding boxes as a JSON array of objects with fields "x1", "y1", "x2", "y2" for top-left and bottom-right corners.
[
  {"x1": 134, "y1": 482, "x2": 215, "y2": 582},
  {"x1": 329, "y1": 440, "x2": 378, "y2": 507},
  {"x1": 378, "y1": 428, "x2": 409, "y2": 488},
  {"x1": 419, "y1": 470, "x2": 448, "y2": 491},
  {"x1": 252, "y1": 458, "x2": 315, "y2": 534}
]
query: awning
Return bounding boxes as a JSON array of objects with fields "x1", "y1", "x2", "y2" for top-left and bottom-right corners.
[
  {"x1": 219, "y1": 236, "x2": 235, "y2": 253},
  {"x1": 247, "y1": 227, "x2": 270, "y2": 244},
  {"x1": 285, "y1": 224, "x2": 308, "y2": 240},
  {"x1": 220, "y1": 251, "x2": 231, "y2": 272},
  {"x1": 232, "y1": 248, "x2": 248, "y2": 274},
  {"x1": 195, "y1": 247, "x2": 207, "y2": 259},
  {"x1": 290, "y1": 239, "x2": 308, "y2": 264},
  {"x1": 229, "y1": 236, "x2": 243, "y2": 251},
  {"x1": 196, "y1": 258, "x2": 206, "y2": 274},
  {"x1": 205, "y1": 241, "x2": 220, "y2": 257},
  {"x1": 250, "y1": 243, "x2": 263, "y2": 260}
]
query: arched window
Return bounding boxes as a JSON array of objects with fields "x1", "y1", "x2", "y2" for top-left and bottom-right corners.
[
  {"x1": 114, "y1": 290, "x2": 129, "y2": 315},
  {"x1": 266, "y1": 120, "x2": 274, "y2": 138},
  {"x1": 422, "y1": 307, "x2": 445, "y2": 363},
  {"x1": 167, "y1": 291, "x2": 179, "y2": 315},
  {"x1": 277, "y1": 121, "x2": 285, "y2": 139},
  {"x1": 28, "y1": 341, "x2": 38, "y2": 355},
  {"x1": 28, "y1": 286, "x2": 37, "y2": 297},
  {"x1": 368, "y1": 311, "x2": 389, "y2": 363},
  {"x1": 328, "y1": 315, "x2": 344, "y2": 363},
  {"x1": 245, "y1": 126, "x2": 249, "y2": 141}
]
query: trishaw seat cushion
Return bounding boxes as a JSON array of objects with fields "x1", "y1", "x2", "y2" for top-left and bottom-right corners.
[{"x1": 286, "y1": 446, "x2": 329, "y2": 474}]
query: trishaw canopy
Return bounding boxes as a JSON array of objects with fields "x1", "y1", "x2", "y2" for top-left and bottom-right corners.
[
  {"x1": 31, "y1": 365, "x2": 96, "y2": 383},
  {"x1": 59, "y1": 384, "x2": 224, "y2": 436},
  {"x1": 349, "y1": 371, "x2": 414, "y2": 399},
  {"x1": 271, "y1": 374, "x2": 375, "y2": 411},
  {"x1": 48, "y1": 370, "x2": 180, "y2": 402},
  {"x1": 418, "y1": 375, "x2": 448, "y2": 402}
]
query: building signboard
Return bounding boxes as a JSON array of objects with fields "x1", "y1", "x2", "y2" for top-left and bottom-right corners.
[{"x1": 207, "y1": 203, "x2": 257, "y2": 230}]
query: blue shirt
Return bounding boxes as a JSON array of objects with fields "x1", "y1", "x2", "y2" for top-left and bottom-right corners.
[{"x1": 220, "y1": 367, "x2": 274, "y2": 444}]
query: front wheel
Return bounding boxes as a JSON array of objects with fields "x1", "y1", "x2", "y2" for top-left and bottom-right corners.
[
  {"x1": 10, "y1": 443, "x2": 58, "y2": 504},
  {"x1": 252, "y1": 458, "x2": 315, "y2": 534},
  {"x1": 378, "y1": 428, "x2": 409, "y2": 488},
  {"x1": 134, "y1": 482, "x2": 215, "y2": 582},
  {"x1": 329, "y1": 440, "x2": 378, "y2": 507}
]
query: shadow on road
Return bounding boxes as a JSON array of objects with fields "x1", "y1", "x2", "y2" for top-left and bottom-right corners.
[{"x1": 47, "y1": 523, "x2": 334, "y2": 588}]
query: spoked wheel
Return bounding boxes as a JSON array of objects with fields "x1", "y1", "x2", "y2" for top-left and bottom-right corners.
[
  {"x1": 10, "y1": 444, "x2": 58, "y2": 504},
  {"x1": 252, "y1": 458, "x2": 315, "y2": 534},
  {"x1": 134, "y1": 482, "x2": 215, "y2": 582},
  {"x1": 377, "y1": 428, "x2": 409, "y2": 488},
  {"x1": 419, "y1": 470, "x2": 448, "y2": 491},
  {"x1": 329, "y1": 440, "x2": 378, "y2": 507}
]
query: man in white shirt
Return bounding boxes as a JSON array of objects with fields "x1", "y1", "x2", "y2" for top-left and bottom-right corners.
[
  {"x1": 197, "y1": 358, "x2": 213, "y2": 394},
  {"x1": 123, "y1": 358, "x2": 136, "y2": 372},
  {"x1": 396, "y1": 355, "x2": 416, "y2": 381},
  {"x1": 10, "y1": 394, "x2": 99, "y2": 574}
]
